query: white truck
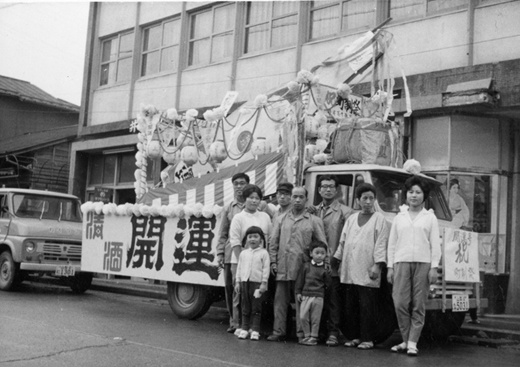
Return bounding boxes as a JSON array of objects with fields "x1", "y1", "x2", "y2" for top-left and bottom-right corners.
[
  {"x1": 80, "y1": 155, "x2": 486, "y2": 340},
  {"x1": 0, "y1": 188, "x2": 92, "y2": 293}
]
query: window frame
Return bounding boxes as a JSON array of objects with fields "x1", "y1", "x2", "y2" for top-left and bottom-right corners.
[
  {"x1": 99, "y1": 31, "x2": 134, "y2": 87},
  {"x1": 187, "y1": 3, "x2": 236, "y2": 67},
  {"x1": 140, "y1": 17, "x2": 181, "y2": 77},
  {"x1": 309, "y1": 0, "x2": 375, "y2": 41},
  {"x1": 388, "y1": 0, "x2": 469, "y2": 23},
  {"x1": 244, "y1": 1, "x2": 299, "y2": 55}
]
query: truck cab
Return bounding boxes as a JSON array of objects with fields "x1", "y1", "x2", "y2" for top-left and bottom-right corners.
[
  {"x1": 0, "y1": 188, "x2": 92, "y2": 293},
  {"x1": 304, "y1": 164, "x2": 486, "y2": 339}
]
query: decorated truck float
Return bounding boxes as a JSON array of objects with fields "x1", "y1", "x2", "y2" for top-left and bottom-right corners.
[{"x1": 80, "y1": 28, "x2": 486, "y2": 340}]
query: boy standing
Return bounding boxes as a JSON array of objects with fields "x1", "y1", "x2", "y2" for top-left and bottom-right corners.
[{"x1": 296, "y1": 241, "x2": 331, "y2": 346}]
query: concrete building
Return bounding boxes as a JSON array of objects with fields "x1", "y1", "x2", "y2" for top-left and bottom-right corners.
[
  {"x1": 73, "y1": 1, "x2": 520, "y2": 313},
  {"x1": 0, "y1": 75, "x2": 79, "y2": 193}
]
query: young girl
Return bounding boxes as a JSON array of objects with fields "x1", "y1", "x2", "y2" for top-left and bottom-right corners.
[
  {"x1": 387, "y1": 176, "x2": 441, "y2": 356},
  {"x1": 235, "y1": 226, "x2": 270, "y2": 340}
]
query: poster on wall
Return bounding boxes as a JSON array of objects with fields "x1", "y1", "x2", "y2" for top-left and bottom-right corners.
[
  {"x1": 478, "y1": 233, "x2": 506, "y2": 274},
  {"x1": 82, "y1": 212, "x2": 224, "y2": 287},
  {"x1": 433, "y1": 174, "x2": 491, "y2": 234},
  {"x1": 443, "y1": 228, "x2": 480, "y2": 283}
]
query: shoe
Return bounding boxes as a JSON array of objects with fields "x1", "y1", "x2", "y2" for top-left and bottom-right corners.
[
  {"x1": 391, "y1": 343, "x2": 407, "y2": 353},
  {"x1": 302, "y1": 337, "x2": 318, "y2": 346},
  {"x1": 298, "y1": 336, "x2": 308, "y2": 344},
  {"x1": 226, "y1": 326, "x2": 236, "y2": 334},
  {"x1": 468, "y1": 319, "x2": 481, "y2": 324},
  {"x1": 344, "y1": 339, "x2": 360, "y2": 347},
  {"x1": 357, "y1": 341, "x2": 374, "y2": 350},
  {"x1": 250, "y1": 331, "x2": 260, "y2": 341},
  {"x1": 234, "y1": 328, "x2": 243, "y2": 336},
  {"x1": 266, "y1": 334, "x2": 285, "y2": 342},
  {"x1": 407, "y1": 347, "x2": 418, "y2": 356},
  {"x1": 238, "y1": 330, "x2": 249, "y2": 339},
  {"x1": 325, "y1": 335, "x2": 339, "y2": 347}
]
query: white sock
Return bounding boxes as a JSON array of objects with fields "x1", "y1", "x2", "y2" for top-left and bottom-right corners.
[{"x1": 407, "y1": 341, "x2": 417, "y2": 350}]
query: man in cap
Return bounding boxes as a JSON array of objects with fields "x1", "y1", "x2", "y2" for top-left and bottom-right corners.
[{"x1": 217, "y1": 172, "x2": 249, "y2": 333}]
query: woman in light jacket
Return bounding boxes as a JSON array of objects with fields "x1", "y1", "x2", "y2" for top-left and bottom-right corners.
[{"x1": 387, "y1": 175, "x2": 441, "y2": 356}]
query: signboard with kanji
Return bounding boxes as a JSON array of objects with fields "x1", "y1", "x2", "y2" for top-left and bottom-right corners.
[
  {"x1": 443, "y1": 228, "x2": 480, "y2": 283},
  {"x1": 82, "y1": 213, "x2": 224, "y2": 286},
  {"x1": 93, "y1": 187, "x2": 111, "y2": 203}
]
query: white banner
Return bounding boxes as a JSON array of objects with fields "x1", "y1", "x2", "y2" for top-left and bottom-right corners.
[
  {"x1": 82, "y1": 212, "x2": 224, "y2": 286},
  {"x1": 443, "y1": 228, "x2": 480, "y2": 283}
]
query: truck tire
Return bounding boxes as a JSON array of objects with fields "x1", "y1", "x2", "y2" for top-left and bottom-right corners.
[
  {"x1": 167, "y1": 282, "x2": 213, "y2": 320},
  {"x1": 69, "y1": 272, "x2": 93, "y2": 294},
  {"x1": 422, "y1": 310, "x2": 466, "y2": 341},
  {"x1": 0, "y1": 251, "x2": 20, "y2": 291}
]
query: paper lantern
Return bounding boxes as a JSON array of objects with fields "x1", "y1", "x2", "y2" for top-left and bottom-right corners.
[
  {"x1": 181, "y1": 145, "x2": 198, "y2": 166},
  {"x1": 305, "y1": 116, "x2": 319, "y2": 138},
  {"x1": 305, "y1": 144, "x2": 318, "y2": 162},
  {"x1": 162, "y1": 149, "x2": 180, "y2": 165},
  {"x1": 315, "y1": 139, "x2": 328, "y2": 153},
  {"x1": 250, "y1": 137, "x2": 269, "y2": 157},
  {"x1": 147, "y1": 140, "x2": 162, "y2": 159},
  {"x1": 209, "y1": 140, "x2": 227, "y2": 164},
  {"x1": 318, "y1": 125, "x2": 329, "y2": 140},
  {"x1": 315, "y1": 111, "x2": 328, "y2": 126}
]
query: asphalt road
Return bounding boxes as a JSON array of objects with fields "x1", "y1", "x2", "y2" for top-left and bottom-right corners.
[{"x1": 1, "y1": 282, "x2": 519, "y2": 367}]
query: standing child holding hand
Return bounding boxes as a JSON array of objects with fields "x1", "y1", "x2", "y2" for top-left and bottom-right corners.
[
  {"x1": 296, "y1": 241, "x2": 331, "y2": 346},
  {"x1": 235, "y1": 226, "x2": 270, "y2": 340}
]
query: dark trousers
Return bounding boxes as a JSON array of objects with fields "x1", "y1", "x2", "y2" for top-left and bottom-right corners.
[
  {"x1": 224, "y1": 264, "x2": 238, "y2": 328},
  {"x1": 240, "y1": 281, "x2": 263, "y2": 332},
  {"x1": 325, "y1": 276, "x2": 342, "y2": 338},
  {"x1": 344, "y1": 284, "x2": 379, "y2": 342}
]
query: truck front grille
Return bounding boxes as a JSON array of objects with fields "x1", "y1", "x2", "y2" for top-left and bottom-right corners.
[{"x1": 42, "y1": 242, "x2": 82, "y2": 262}]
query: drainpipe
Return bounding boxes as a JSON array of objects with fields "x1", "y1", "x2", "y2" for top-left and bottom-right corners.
[{"x1": 467, "y1": 0, "x2": 477, "y2": 67}]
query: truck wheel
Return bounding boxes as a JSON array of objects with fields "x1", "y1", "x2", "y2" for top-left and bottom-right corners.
[
  {"x1": 69, "y1": 272, "x2": 93, "y2": 294},
  {"x1": 0, "y1": 251, "x2": 20, "y2": 291},
  {"x1": 423, "y1": 310, "x2": 466, "y2": 341},
  {"x1": 167, "y1": 282, "x2": 212, "y2": 320}
]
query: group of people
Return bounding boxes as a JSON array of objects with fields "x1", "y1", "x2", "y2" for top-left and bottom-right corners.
[{"x1": 217, "y1": 172, "x2": 441, "y2": 357}]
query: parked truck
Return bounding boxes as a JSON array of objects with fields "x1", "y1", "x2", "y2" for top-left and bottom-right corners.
[
  {"x1": 80, "y1": 152, "x2": 486, "y2": 340},
  {"x1": 0, "y1": 188, "x2": 92, "y2": 293}
]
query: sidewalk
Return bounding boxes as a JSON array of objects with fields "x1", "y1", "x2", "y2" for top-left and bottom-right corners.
[
  {"x1": 455, "y1": 314, "x2": 520, "y2": 348},
  {"x1": 90, "y1": 277, "x2": 520, "y2": 348}
]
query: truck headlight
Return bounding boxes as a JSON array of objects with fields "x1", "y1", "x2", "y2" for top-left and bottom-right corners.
[{"x1": 25, "y1": 241, "x2": 36, "y2": 253}]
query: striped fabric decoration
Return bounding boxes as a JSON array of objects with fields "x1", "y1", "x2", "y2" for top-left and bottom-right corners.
[{"x1": 139, "y1": 152, "x2": 286, "y2": 207}]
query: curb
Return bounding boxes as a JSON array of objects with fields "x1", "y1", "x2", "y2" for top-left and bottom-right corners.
[
  {"x1": 449, "y1": 334, "x2": 520, "y2": 348},
  {"x1": 90, "y1": 279, "x2": 167, "y2": 300}
]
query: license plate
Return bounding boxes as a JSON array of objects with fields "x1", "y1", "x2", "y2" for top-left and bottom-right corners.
[
  {"x1": 452, "y1": 294, "x2": 469, "y2": 312},
  {"x1": 55, "y1": 265, "x2": 75, "y2": 277}
]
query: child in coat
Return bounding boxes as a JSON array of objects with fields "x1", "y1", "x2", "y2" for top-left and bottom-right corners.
[
  {"x1": 235, "y1": 226, "x2": 270, "y2": 340},
  {"x1": 296, "y1": 241, "x2": 330, "y2": 346}
]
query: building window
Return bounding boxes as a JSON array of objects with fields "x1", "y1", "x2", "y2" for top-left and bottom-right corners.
[
  {"x1": 141, "y1": 19, "x2": 181, "y2": 76},
  {"x1": 188, "y1": 3, "x2": 235, "y2": 66},
  {"x1": 389, "y1": 0, "x2": 468, "y2": 21},
  {"x1": 100, "y1": 32, "x2": 134, "y2": 86},
  {"x1": 310, "y1": 0, "x2": 375, "y2": 40},
  {"x1": 244, "y1": 1, "x2": 299, "y2": 54},
  {"x1": 88, "y1": 151, "x2": 155, "y2": 187}
]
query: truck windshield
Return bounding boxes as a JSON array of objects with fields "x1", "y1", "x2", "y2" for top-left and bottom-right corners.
[
  {"x1": 12, "y1": 194, "x2": 82, "y2": 222},
  {"x1": 370, "y1": 171, "x2": 452, "y2": 221}
]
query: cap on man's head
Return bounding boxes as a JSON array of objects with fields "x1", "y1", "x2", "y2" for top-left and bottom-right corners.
[
  {"x1": 276, "y1": 182, "x2": 294, "y2": 194},
  {"x1": 231, "y1": 172, "x2": 250, "y2": 183}
]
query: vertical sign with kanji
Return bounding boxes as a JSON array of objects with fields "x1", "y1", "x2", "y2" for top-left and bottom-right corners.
[{"x1": 443, "y1": 228, "x2": 480, "y2": 283}]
